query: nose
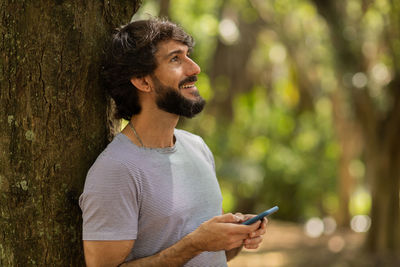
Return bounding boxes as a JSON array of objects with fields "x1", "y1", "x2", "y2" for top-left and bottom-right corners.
[{"x1": 186, "y1": 57, "x2": 201, "y2": 76}]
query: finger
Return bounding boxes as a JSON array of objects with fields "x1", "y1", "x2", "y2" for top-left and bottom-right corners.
[
  {"x1": 234, "y1": 212, "x2": 246, "y2": 222},
  {"x1": 261, "y1": 218, "x2": 268, "y2": 227},
  {"x1": 215, "y1": 213, "x2": 241, "y2": 223},
  {"x1": 251, "y1": 227, "x2": 267, "y2": 237},
  {"x1": 242, "y1": 221, "x2": 262, "y2": 233},
  {"x1": 227, "y1": 220, "x2": 261, "y2": 234},
  {"x1": 230, "y1": 233, "x2": 251, "y2": 242},
  {"x1": 247, "y1": 220, "x2": 262, "y2": 231},
  {"x1": 244, "y1": 244, "x2": 259, "y2": 250},
  {"x1": 228, "y1": 240, "x2": 245, "y2": 250},
  {"x1": 243, "y1": 214, "x2": 256, "y2": 221},
  {"x1": 254, "y1": 218, "x2": 267, "y2": 231},
  {"x1": 251, "y1": 218, "x2": 267, "y2": 233},
  {"x1": 245, "y1": 236, "x2": 263, "y2": 246}
]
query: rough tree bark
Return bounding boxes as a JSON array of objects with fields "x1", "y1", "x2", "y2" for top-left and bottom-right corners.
[
  {"x1": 0, "y1": 1, "x2": 139, "y2": 266},
  {"x1": 311, "y1": 0, "x2": 400, "y2": 256}
]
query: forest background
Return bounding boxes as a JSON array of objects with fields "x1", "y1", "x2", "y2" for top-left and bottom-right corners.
[{"x1": 1, "y1": 0, "x2": 399, "y2": 266}]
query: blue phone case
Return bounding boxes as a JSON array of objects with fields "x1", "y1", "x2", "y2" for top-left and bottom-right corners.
[{"x1": 242, "y1": 206, "x2": 279, "y2": 225}]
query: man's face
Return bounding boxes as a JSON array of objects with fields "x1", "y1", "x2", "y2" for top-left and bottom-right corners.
[{"x1": 150, "y1": 40, "x2": 205, "y2": 118}]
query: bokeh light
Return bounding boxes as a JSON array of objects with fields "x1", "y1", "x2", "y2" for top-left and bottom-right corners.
[
  {"x1": 352, "y1": 72, "x2": 368, "y2": 88},
  {"x1": 371, "y1": 63, "x2": 391, "y2": 86},
  {"x1": 328, "y1": 236, "x2": 346, "y2": 253},
  {"x1": 305, "y1": 217, "x2": 324, "y2": 238},
  {"x1": 219, "y1": 18, "x2": 240, "y2": 45},
  {"x1": 323, "y1": 216, "x2": 337, "y2": 235},
  {"x1": 350, "y1": 215, "x2": 371, "y2": 233},
  {"x1": 269, "y1": 44, "x2": 287, "y2": 64}
]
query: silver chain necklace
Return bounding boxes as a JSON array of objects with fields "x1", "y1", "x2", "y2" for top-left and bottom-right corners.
[{"x1": 128, "y1": 121, "x2": 144, "y2": 147}]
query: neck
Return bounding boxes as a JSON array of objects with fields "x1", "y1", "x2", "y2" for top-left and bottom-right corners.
[{"x1": 122, "y1": 106, "x2": 179, "y2": 148}]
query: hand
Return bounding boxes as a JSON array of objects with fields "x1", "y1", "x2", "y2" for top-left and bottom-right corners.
[
  {"x1": 187, "y1": 213, "x2": 261, "y2": 252},
  {"x1": 234, "y1": 213, "x2": 268, "y2": 249}
]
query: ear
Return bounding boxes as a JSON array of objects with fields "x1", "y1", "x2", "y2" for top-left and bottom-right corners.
[{"x1": 130, "y1": 76, "x2": 152, "y2": 93}]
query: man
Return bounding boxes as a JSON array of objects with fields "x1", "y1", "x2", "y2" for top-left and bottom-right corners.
[{"x1": 79, "y1": 18, "x2": 268, "y2": 267}]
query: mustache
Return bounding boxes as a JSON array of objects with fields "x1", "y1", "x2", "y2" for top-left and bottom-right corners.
[{"x1": 178, "y1": 76, "x2": 198, "y2": 88}]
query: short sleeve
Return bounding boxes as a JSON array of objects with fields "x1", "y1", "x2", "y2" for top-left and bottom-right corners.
[{"x1": 79, "y1": 155, "x2": 140, "y2": 240}]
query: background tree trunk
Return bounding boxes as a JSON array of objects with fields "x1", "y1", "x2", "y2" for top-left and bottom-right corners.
[
  {"x1": 158, "y1": 0, "x2": 170, "y2": 19},
  {"x1": 0, "y1": 1, "x2": 139, "y2": 265},
  {"x1": 331, "y1": 90, "x2": 361, "y2": 227},
  {"x1": 209, "y1": 1, "x2": 263, "y2": 121},
  {"x1": 311, "y1": 0, "x2": 400, "y2": 255}
]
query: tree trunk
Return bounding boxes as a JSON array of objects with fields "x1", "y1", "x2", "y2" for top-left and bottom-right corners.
[
  {"x1": 311, "y1": 0, "x2": 400, "y2": 255},
  {"x1": 331, "y1": 90, "x2": 362, "y2": 227},
  {"x1": 158, "y1": 0, "x2": 170, "y2": 19},
  {"x1": 209, "y1": 3, "x2": 263, "y2": 120},
  {"x1": 366, "y1": 134, "x2": 400, "y2": 255},
  {"x1": 0, "y1": 1, "x2": 139, "y2": 266}
]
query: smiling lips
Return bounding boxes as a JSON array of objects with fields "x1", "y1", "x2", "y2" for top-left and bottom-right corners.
[
  {"x1": 179, "y1": 76, "x2": 198, "y2": 90},
  {"x1": 180, "y1": 83, "x2": 196, "y2": 89}
]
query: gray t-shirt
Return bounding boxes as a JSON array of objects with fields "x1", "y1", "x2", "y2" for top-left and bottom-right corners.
[{"x1": 79, "y1": 129, "x2": 227, "y2": 266}]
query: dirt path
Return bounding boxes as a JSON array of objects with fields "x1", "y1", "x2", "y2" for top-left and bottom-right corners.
[{"x1": 227, "y1": 220, "x2": 381, "y2": 267}]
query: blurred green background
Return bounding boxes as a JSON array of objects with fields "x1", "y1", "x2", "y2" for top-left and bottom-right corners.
[{"x1": 128, "y1": 0, "x2": 400, "y2": 263}]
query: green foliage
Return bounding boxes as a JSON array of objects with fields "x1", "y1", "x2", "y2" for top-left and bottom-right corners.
[
  {"x1": 174, "y1": 0, "x2": 341, "y2": 221},
  {"x1": 350, "y1": 187, "x2": 372, "y2": 215},
  {"x1": 132, "y1": 0, "x2": 399, "y2": 222}
]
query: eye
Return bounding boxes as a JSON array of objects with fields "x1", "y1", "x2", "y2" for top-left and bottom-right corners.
[{"x1": 171, "y1": 55, "x2": 179, "y2": 62}]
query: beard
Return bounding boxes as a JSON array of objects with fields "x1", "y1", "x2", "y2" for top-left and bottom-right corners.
[{"x1": 151, "y1": 75, "x2": 206, "y2": 118}]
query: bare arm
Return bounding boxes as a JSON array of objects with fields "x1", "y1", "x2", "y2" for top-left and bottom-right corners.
[
  {"x1": 84, "y1": 213, "x2": 261, "y2": 267},
  {"x1": 84, "y1": 238, "x2": 199, "y2": 267},
  {"x1": 120, "y1": 234, "x2": 201, "y2": 267},
  {"x1": 84, "y1": 240, "x2": 134, "y2": 267}
]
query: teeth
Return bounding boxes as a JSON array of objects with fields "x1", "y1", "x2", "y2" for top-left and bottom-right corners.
[{"x1": 181, "y1": 84, "x2": 194, "y2": 89}]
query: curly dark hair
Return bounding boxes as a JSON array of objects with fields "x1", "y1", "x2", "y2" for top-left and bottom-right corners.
[{"x1": 101, "y1": 18, "x2": 194, "y2": 120}]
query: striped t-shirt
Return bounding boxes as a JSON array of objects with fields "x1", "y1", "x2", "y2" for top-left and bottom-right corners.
[{"x1": 79, "y1": 129, "x2": 227, "y2": 266}]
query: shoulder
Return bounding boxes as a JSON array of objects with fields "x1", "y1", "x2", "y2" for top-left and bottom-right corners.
[
  {"x1": 175, "y1": 128, "x2": 211, "y2": 154},
  {"x1": 84, "y1": 134, "x2": 143, "y2": 190},
  {"x1": 84, "y1": 155, "x2": 131, "y2": 192},
  {"x1": 175, "y1": 128, "x2": 215, "y2": 167},
  {"x1": 100, "y1": 134, "x2": 140, "y2": 163},
  {"x1": 94, "y1": 133, "x2": 144, "y2": 171},
  {"x1": 175, "y1": 128, "x2": 205, "y2": 146}
]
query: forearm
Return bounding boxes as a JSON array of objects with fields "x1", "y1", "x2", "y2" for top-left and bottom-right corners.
[
  {"x1": 225, "y1": 245, "x2": 243, "y2": 261},
  {"x1": 121, "y1": 235, "x2": 202, "y2": 267}
]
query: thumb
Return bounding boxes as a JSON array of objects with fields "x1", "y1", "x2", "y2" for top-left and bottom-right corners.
[{"x1": 215, "y1": 213, "x2": 242, "y2": 223}]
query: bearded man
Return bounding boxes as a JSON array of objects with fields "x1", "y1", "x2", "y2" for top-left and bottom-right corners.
[{"x1": 79, "y1": 18, "x2": 268, "y2": 267}]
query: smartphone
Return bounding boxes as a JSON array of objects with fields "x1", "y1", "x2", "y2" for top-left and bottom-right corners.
[{"x1": 241, "y1": 206, "x2": 279, "y2": 225}]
